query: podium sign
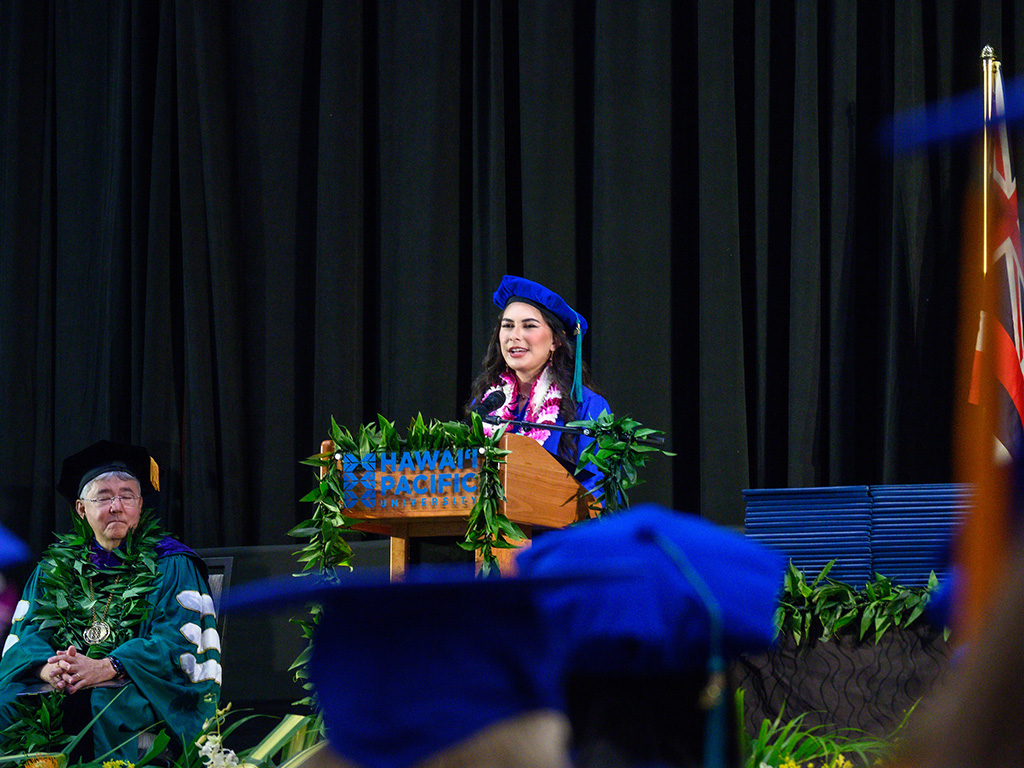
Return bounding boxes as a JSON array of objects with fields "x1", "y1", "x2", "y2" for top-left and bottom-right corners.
[
  {"x1": 324, "y1": 433, "x2": 589, "y2": 576},
  {"x1": 336, "y1": 446, "x2": 482, "y2": 519}
]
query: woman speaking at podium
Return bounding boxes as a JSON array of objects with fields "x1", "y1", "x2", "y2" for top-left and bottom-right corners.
[{"x1": 467, "y1": 275, "x2": 610, "y2": 500}]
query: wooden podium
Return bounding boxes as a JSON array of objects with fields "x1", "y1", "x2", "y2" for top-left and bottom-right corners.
[{"x1": 321, "y1": 433, "x2": 591, "y2": 577}]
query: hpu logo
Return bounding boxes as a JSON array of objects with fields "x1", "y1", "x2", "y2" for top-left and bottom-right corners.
[
  {"x1": 342, "y1": 454, "x2": 377, "y2": 507},
  {"x1": 339, "y1": 449, "x2": 481, "y2": 510}
]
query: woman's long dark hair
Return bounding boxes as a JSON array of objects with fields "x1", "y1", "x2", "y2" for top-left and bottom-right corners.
[{"x1": 467, "y1": 303, "x2": 597, "y2": 462}]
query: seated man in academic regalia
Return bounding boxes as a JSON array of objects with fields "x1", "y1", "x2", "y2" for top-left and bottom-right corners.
[{"x1": 0, "y1": 441, "x2": 221, "y2": 761}]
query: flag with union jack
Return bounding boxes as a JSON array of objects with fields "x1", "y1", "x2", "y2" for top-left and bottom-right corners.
[
  {"x1": 958, "y1": 59, "x2": 1024, "y2": 641},
  {"x1": 970, "y1": 66, "x2": 1024, "y2": 464}
]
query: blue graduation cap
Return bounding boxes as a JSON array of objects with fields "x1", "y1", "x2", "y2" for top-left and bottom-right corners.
[
  {"x1": 222, "y1": 567, "x2": 605, "y2": 768},
  {"x1": 879, "y1": 74, "x2": 1024, "y2": 151},
  {"x1": 517, "y1": 504, "x2": 783, "y2": 673},
  {"x1": 925, "y1": 566, "x2": 958, "y2": 630},
  {"x1": 492, "y1": 275, "x2": 588, "y2": 401},
  {"x1": 0, "y1": 522, "x2": 29, "y2": 569},
  {"x1": 515, "y1": 504, "x2": 785, "y2": 768}
]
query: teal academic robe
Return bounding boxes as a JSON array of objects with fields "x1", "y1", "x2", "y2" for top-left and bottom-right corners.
[{"x1": 0, "y1": 551, "x2": 221, "y2": 759}]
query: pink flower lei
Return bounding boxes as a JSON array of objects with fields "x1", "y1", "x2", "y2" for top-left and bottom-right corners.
[{"x1": 481, "y1": 365, "x2": 563, "y2": 445}]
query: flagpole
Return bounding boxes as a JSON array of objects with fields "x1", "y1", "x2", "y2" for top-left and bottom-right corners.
[
  {"x1": 982, "y1": 46, "x2": 996, "y2": 275},
  {"x1": 957, "y1": 46, "x2": 1012, "y2": 644}
]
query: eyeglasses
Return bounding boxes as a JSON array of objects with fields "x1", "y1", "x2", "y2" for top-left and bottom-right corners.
[{"x1": 82, "y1": 494, "x2": 142, "y2": 509}]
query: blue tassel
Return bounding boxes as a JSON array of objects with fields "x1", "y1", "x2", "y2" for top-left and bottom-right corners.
[
  {"x1": 652, "y1": 532, "x2": 727, "y2": 768},
  {"x1": 572, "y1": 313, "x2": 584, "y2": 402},
  {"x1": 703, "y1": 656, "x2": 727, "y2": 768}
]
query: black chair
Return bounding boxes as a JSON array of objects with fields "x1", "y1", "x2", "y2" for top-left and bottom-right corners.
[{"x1": 201, "y1": 555, "x2": 233, "y2": 648}]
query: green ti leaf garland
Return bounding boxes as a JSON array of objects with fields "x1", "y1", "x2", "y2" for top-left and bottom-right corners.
[
  {"x1": 33, "y1": 510, "x2": 164, "y2": 656},
  {"x1": 570, "y1": 411, "x2": 673, "y2": 514},
  {"x1": 295, "y1": 411, "x2": 673, "y2": 576}
]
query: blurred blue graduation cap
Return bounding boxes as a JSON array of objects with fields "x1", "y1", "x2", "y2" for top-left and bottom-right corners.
[
  {"x1": 516, "y1": 504, "x2": 784, "y2": 768},
  {"x1": 222, "y1": 508, "x2": 783, "y2": 768},
  {"x1": 0, "y1": 522, "x2": 29, "y2": 569},
  {"x1": 222, "y1": 566, "x2": 599, "y2": 768},
  {"x1": 492, "y1": 275, "x2": 588, "y2": 400},
  {"x1": 925, "y1": 566, "x2": 958, "y2": 630},
  {"x1": 880, "y1": 75, "x2": 1024, "y2": 152},
  {"x1": 517, "y1": 504, "x2": 783, "y2": 675}
]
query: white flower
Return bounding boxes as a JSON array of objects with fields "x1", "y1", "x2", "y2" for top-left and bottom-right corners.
[
  {"x1": 199, "y1": 734, "x2": 220, "y2": 756},
  {"x1": 204, "y1": 750, "x2": 239, "y2": 768},
  {"x1": 198, "y1": 735, "x2": 239, "y2": 768}
]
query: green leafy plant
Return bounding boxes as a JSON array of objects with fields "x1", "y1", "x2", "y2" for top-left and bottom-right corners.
[
  {"x1": 0, "y1": 690, "x2": 72, "y2": 756},
  {"x1": 571, "y1": 411, "x2": 673, "y2": 514},
  {"x1": 857, "y1": 570, "x2": 936, "y2": 643},
  {"x1": 0, "y1": 686, "x2": 139, "y2": 767},
  {"x1": 775, "y1": 561, "x2": 940, "y2": 645},
  {"x1": 90, "y1": 703, "x2": 286, "y2": 768},
  {"x1": 238, "y1": 712, "x2": 320, "y2": 767},
  {"x1": 737, "y1": 689, "x2": 911, "y2": 768}
]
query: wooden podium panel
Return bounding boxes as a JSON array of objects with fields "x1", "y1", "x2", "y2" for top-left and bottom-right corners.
[
  {"x1": 320, "y1": 433, "x2": 589, "y2": 577},
  {"x1": 497, "y1": 434, "x2": 590, "y2": 527}
]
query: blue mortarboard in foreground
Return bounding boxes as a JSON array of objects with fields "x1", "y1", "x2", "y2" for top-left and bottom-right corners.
[
  {"x1": 492, "y1": 275, "x2": 588, "y2": 401},
  {"x1": 517, "y1": 504, "x2": 784, "y2": 675},
  {"x1": 0, "y1": 522, "x2": 29, "y2": 569},
  {"x1": 516, "y1": 504, "x2": 785, "y2": 768},
  {"x1": 222, "y1": 567, "x2": 605, "y2": 768}
]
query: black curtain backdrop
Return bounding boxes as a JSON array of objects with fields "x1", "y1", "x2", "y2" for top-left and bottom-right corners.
[{"x1": 1, "y1": 1, "x2": 1022, "y2": 554}]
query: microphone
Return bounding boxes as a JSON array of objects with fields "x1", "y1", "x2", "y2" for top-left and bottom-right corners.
[{"x1": 472, "y1": 390, "x2": 506, "y2": 416}]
